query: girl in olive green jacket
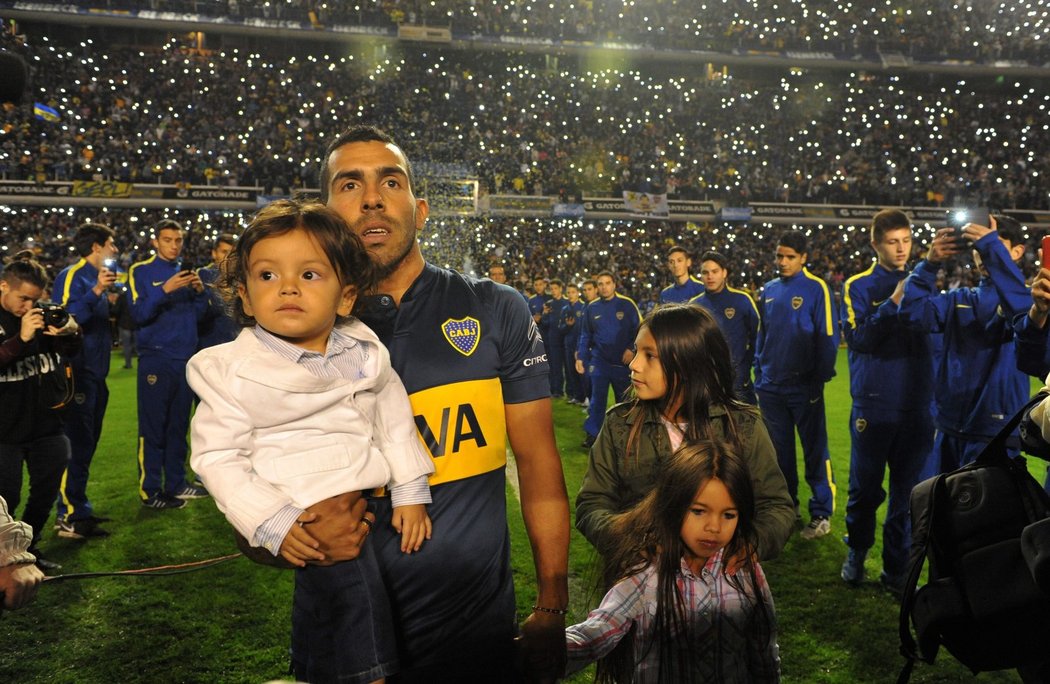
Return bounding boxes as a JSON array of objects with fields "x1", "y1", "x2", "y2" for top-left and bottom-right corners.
[{"x1": 576, "y1": 304, "x2": 795, "y2": 562}]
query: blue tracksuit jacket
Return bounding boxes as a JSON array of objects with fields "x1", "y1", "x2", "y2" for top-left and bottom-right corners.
[
  {"x1": 558, "y1": 299, "x2": 586, "y2": 352},
  {"x1": 897, "y1": 234, "x2": 1029, "y2": 439},
  {"x1": 577, "y1": 294, "x2": 641, "y2": 369},
  {"x1": 692, "y1": 286, "x2": 760, "y2": 399},
  {"x1": 755, "y1": 268, "x2": 839, "y2": 393},
  {"x1": 53, "y1": 258, "x2": 111, "y2": 380},
  {"x1": 660, "y1": 277, "x2": 704, "y2": 304},
  {"x1": 840, "y1": 262, "x2": 932, "y2": 410},
  {"x1": 128, "y1": 255, "x2": 207, "y2": 359}
]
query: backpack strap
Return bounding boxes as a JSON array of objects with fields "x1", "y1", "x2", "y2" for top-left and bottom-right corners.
[
  {"x1": 975, "y1": 393, "x2": 1048, "y2": 467},
  {"x1": 897, "y1": 473, "x2": 948, "y2": 682}
]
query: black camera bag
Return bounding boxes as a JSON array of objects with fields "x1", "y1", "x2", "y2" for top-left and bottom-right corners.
[{"x1": 896, "y1": 393, "x2": 1050, "y2": 682}]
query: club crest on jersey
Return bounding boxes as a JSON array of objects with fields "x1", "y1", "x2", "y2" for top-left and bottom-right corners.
[
  {"x1": 147, "y1": 374, "x2": 158, "y2": 385},
  {"x1": 616, "y1": 311, "x2": 624, "y2": 320},
  {"x1": 791, "y1": 296, "x2": 803, "y2": 310},
  {"x1": 442, "y1": 317, "x2": 481, "y2": 356},
  {"x1": 855, "y1": 418, "x2": 867, "y2": 433},
  {"x1": 724, "y1": 307, "x2": 736, "y2": 320}
]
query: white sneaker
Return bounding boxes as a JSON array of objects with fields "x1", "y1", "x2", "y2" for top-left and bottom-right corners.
[{"x1": 800, "y1": 516, "x2": 831, "y2": 540}]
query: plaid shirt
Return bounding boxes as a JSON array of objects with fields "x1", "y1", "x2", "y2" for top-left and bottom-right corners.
[{"x1": 566, "y1": 549, "x2": 780, "y2": 683}]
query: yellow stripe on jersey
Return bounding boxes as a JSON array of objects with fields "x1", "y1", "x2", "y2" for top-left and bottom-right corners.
[
  {"x1": 803, "y1": 268, "x2": 835, "y2": 337},
  {"x1": 409, "y1": 377, "x2": 507, "y2": 486},
  {"x1": 727, "y1": 286, "x2": 762, "y2": 330},
  {"x1": 615, "y1": 292, "x2": 642, "y2": 319},
  {"x1": 59, "y1": 259, "x2": 88, "y2": 306},
  {"x1": 842, "y1": 263, "x2": 877, "y2": 330},
  {"x1": 127, "y1": 255, "x2": 157, "y2": 302}
]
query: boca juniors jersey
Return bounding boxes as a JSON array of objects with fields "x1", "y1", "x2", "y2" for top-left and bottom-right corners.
[{"x1": 357, "y1": 262, "x2": 550, "y2": 670}]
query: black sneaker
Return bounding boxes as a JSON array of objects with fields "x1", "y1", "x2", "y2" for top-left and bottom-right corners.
[
  {"x1": 142, "y1": 492, "x2": 186, "y2": 509},
  {"x1": 172, "y1": 483, "x2": 209, "y2": 500},
  {"x1": 55, "y1": 518, "x2": 110, "y2": 539},
  {"x1": 28, "y1": 546, "x2": 62, "y2": 572}
]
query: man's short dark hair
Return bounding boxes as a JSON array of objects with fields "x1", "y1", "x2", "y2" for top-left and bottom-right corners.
[
  {"x1": 549, "y1": 278, "x2": 564, "y2": 288},
  {"x1": 777, "y1": 230, "x2": 808, "y2": 255},
  {"x1": 666, "y1": 245, "x2": 690, "y2": 261},
  {"x1": 700, "y1": 250, "x2": 729, "y2": 273},
  {"x1": 596, "y1": 270, "x2": 616, "y2": 283},
  {"x1": 318, "y1": 125, "x2": 415, "y2": 203},
  {"x1": 871, "y1": 209, "x2": 911, "y2": 243},
  {"x1": 152, "y1": 219, "x2": 184, "y2": 237},
  {"x1": 1, "y1": 253, "x2": 48, "y2": 289},
  {"x1": 993, "y1": 215, "x2": 1026, "y2": 248},
  {"x1": 72, "y1": 222, "x2": 115, "y2": 258},
  {"x1": 214, "y1": 233, "x2": 237, "y2": 250}
]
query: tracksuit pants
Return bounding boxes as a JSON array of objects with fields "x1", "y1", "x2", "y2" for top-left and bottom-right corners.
[
  {"x1": 137, "y1": 353, "x2": 192, "y2": 499},
  {"x1": 757, "y1": 385, "x2": 836, "y2": 519},
  {"x1": 56, "y1": 373, "x2": 108, "y2": 522},
  {"x1": 844, "y1": 405, "x2": 933, "y2": 579}
]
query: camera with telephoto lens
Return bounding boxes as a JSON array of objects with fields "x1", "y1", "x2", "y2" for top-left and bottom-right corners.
[{"x1": 36, "y1": 301, "x2": 70, "y2": 328}]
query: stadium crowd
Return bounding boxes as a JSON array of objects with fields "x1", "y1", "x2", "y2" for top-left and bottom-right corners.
[
  {"x1": 2, "y1": 28, "x2": 1050, "y2": 212},
  {"x1": 3, "y1": 203, "x2": 1031, "y2": 310},
  {"x1": 26, "y1": 0, "x2": 1050, "y2": 63}
]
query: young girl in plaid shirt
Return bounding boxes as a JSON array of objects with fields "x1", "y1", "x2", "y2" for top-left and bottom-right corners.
[{"x1": 566, "y1": 441, "x2": 780, "y2": 683}]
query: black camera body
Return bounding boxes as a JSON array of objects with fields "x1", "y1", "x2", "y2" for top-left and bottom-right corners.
[{"x1": 37, "y1": 301, "x2": 70, "y2": 328}]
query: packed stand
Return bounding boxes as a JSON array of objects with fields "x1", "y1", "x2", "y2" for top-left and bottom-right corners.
[
  {"x1": 24, "y1": 0, "x2": 1050, "y2": 63},
  {"x1": 2, "y1": 29, "x2": 1048, "y2": 211}
]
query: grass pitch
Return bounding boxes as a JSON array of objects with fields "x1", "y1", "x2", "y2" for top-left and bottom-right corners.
[{"x1": 1, "y1": 350, "x2": 1036, "y2": 682}]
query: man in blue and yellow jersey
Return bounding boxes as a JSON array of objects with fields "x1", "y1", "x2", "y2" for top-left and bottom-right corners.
[
  {"x1": 839, "y1": 210, "x2": 933, "y2": 597},
  {"x1": 691, "y1": 250, "x2": 760, "y2": 404},
  {"x1": 52, "y1": 222, "x2": 118, "y2": 539},
  {"x1": 127, "y1": 220, "x2": 210, "y2": 510},
  {"x1": 270, "y1": 125, "x2": 568, "y2": 683},
  {"x1": 576, "y1": 270, "x2": 641, "y2": 448},
  {"x1": 659, "y1": 245, "x2": 704, "y2": 304},
  {"x1": 755, "y1": 230, "x2": 839, "y2": 540}
]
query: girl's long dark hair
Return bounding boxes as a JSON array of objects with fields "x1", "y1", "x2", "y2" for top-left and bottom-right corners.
[
  {"x1": 596, "y1": 440, "x2": 775, "y2": 683},
  {"x1": 624, "y1": 304, "x2": 750, "y2": 459}
]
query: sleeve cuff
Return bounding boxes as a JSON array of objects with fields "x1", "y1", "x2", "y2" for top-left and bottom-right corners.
[
  {"x1": 390, "y1": 475, "x2": 432, "y2": 508},
  {"x1": 252, "y1": 505, "x2": 304, "y2": 557}
]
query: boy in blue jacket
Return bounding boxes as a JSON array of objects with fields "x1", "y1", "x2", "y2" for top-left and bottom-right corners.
[
  {"x1": 839, "y1": 210, "x2": 934, "y2": 595},
  {"x1": 128, "y1": 219, "x2": 210, "y2": 509},
  {"x1": 897, "y1": 215, "x2": 1030, "y2": 474},
  {"x1": 52, "y1": 223, "x2": 119, "y2": 538},
  {"x1": 755, "y1": 230, "x2": 839, "y2": 540}
]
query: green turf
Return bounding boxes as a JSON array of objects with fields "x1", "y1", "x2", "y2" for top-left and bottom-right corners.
[{"x1": 1, "y1": 350, "x2": 1038, "y2": 681}]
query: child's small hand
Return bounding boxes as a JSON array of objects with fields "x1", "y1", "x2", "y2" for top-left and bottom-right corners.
[
  {"x1": 391, "y1": 504, "x2": 432, "y2": 553},
  {"x1": 278, "y1": 512, "x2": 325, "y2": 567}
]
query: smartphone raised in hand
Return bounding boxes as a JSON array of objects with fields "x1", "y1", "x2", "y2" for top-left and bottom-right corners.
[{"x1": 946, "y1": 207, "x2": 989, "y2": 243}]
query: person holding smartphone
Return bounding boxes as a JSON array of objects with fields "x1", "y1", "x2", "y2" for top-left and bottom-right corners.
[
  {"x1": 127, "y1": 219, "x2": 210, "y2": 509},
  {"x1": 51, "y1": 223, "x2": 120, "y2": 539},
  {"x1": 897, "y1": 213, "x2": 1031, "y2": 476}
]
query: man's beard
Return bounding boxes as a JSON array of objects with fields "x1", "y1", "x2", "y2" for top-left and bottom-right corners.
[{"x1": 370, "y1": 234, "x2": 416, "y2": 283}]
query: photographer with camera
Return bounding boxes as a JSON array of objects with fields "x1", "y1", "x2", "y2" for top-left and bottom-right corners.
[
  {"x1": 0, "y1": 254, "x2": 82, "y2": 572},
  {"x1": 898, "y1": 213, "x2": 1031, "y2": 475},
  {"x1": 52, "y1": 223, "x2": 119, "y2": 540}
]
